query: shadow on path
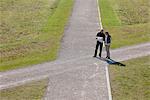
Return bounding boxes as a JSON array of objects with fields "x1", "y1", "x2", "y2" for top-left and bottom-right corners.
[{"x1": 95, "y1": 57, "x2": 126, "y2": 66}]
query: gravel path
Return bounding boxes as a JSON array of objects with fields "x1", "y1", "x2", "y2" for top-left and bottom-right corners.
[{"x1": 0, "y1": 0, "x2": 150, "y2": 99}]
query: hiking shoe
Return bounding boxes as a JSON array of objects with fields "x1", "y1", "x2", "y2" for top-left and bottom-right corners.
[
  {"x1": 99, "y1": 54, "x2": 101, "y2": 58},
  {"x1": 106, "y1": 56, "x2": 110, "y2": 59}
]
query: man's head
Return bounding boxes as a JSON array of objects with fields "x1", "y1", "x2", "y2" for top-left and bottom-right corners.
[{"x1": 100, "y1": 29, "x2": 104, "y2": 33}]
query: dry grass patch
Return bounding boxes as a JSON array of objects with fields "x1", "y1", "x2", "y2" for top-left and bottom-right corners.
[
  {"x1": 0, "y1": 0, "x2": 74, "y2": 71},
  {"x1": 109, "y1": 56, "x2": 150, "y2": 100},
  {"x1": 99, "y1": 0, "x2": 150, "y2": 48},
  {"x1": 0, "y1": 79, "x2": 49, "y2": 100}
]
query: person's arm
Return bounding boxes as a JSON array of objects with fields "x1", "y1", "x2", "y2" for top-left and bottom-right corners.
[
  {"x1": 96, "y1": 32, "x2": 99, "y2": 39},
  {"x1": 110, "y1": 36, "x2": 112, "y2": 43},
  {"x1": 96, "y1": 32, "x2": 99, "y2": 37},
  {"x1": 103, "y1": 34, "x2": 105, "y2": 41}
]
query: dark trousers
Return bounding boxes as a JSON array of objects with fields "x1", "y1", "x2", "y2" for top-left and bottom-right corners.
[{"x1": 94, "y1": 41, "x2": 103, "y2": 57}]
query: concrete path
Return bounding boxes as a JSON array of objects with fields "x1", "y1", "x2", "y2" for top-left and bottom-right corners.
[{"x1": 0, "y1": 0, "x2": 150, "y2": 99}]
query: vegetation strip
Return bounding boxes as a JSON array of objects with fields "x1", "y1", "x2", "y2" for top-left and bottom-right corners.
[{"x1": 97, "y1": 0, "x2": 112, "y2": 99}]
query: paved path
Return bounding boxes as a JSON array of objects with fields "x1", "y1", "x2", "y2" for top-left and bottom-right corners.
[{"x1": 0, "y1": 0, "x2": 150, "y2": 99}]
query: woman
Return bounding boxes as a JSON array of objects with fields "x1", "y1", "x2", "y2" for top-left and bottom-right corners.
[{"x1": 104, "y1": 32, "x2": 111, "y2": 59}]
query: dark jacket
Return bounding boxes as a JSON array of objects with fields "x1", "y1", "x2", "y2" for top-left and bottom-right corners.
[
  {"x1": 105, "y1": 35, "x2": 111, "y2": 44},
  {"x1": 96, "y1": 32, "x2": 105, "y2": 41}
]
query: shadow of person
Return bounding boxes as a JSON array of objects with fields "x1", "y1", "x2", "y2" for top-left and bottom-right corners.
[
  {"x1": 106, "y1": 59, "x2": 126, "y2": 66},
  {"x1": 95, "y1": 57, "x2": 126, "y2": 66}
]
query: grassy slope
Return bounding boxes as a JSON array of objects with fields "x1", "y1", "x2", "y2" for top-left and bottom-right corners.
[
  {"x1": 99, "y1": 0, "x2": 150, "y2": 48},
  {"x1": 109, "y1": 56, "x2": 150, "y2": 100},
  {"x1": 0, "y1": 0, "x2": 74, "y2": 71},
  {"x1": 0, "y1": 79, "x2": 48, "y2": 100}
]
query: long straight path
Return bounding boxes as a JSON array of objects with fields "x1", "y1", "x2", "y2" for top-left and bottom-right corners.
[
  {"x1": 58, "y1": 0, "x2": 99, "y2": 60},
  {"x1": 44, "y1": 0, "x2": 109, "y2": 99}
]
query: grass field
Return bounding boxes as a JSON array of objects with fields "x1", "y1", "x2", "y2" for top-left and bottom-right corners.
[
  {"x1": 109, "y1": 56, "x2": 150, "y2": 100},
  {"x1": 99, "y1": 0, "x2": 150, "y2": 48},
  {"x1": 0, "y1": 79, "x2": 48, "y2": 100},
  {"x1": 0, "y1": 0, "x2": 74, "y2": 71}
]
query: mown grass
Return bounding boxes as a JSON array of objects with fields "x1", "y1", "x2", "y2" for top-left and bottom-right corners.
[
  {"x1": 99, "y1": 0, "x2": 150, "y2": 48},
  {"x1": 0, "y1": 0, "x2": 74, "y2": 71},
  {"x1": 99, "y1": 0, "x2": 121, "y2": 26},
  {"x1": 109, "y1": 56, "x2": 150, "y2": 100},
  {"x1": 0, "y1": 79, "x2": 48, "y2": 100}
]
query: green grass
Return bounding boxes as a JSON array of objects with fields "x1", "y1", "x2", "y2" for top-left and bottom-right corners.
[
  {"x1": 108, "y1": 23, "x2": 150, "y2": 48},
  {"x1": 109, "y1": 56, "x2": 150, "y2": 100},
  {"x1": 99, "y1": 0, "x2": 121, "y2": 26},
  {"x1": 0, "y1": 79, "x2": 48, "y2": 100},
  {"x1": 0, "y1": 0, "x2": 74, "y2": 71},
  {"x1": 99, "y1": 0, "x2": 150, "y2": 48}
]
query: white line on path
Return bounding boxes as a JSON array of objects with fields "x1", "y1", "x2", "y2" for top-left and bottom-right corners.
[
  {"x1": 105, "y1": 65, "x2": 112, "y2": 100},
  {"x1": 0, "y1": 75, "x2": 48, "y2": 90},
  {"x1": 88, "y1": 63, "x2": 99, "y2": 79},
  {"x1": 96, "y1": 0, "x2": 103, "y2": 29},
  {"x1": 94, "y1": 63, "x2": 99, "y2": 72},
  {"x1": 96, "y1": 0, "x2": 112, "y2": 100}
]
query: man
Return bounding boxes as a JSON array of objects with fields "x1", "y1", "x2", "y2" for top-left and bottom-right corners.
[{"x1": 93, "y1": 29, "x2": 105, "y2": 57}]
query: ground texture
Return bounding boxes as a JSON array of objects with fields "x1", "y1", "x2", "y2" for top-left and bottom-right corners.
[{"x1": 0, "y1": 0, "x2": 150, "y2": 100}]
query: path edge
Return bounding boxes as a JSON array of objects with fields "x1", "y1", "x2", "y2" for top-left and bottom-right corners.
[{"x1": 96, "y1": 0, "x2": 112, "y2": 100}]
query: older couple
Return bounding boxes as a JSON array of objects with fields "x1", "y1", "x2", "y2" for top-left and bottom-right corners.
[{"x1": 93, "y1": 29, "x2": 111, "y2": 59}]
